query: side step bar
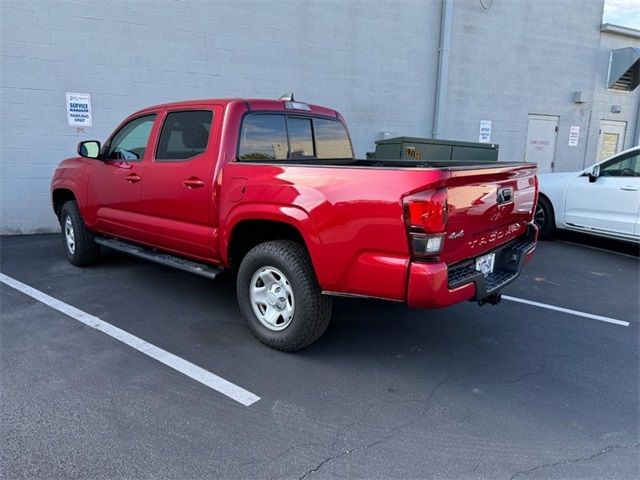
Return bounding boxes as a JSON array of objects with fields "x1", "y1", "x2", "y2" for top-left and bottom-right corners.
[{"x1": 95, "y1": 237, "x2": 223, "y2": 280}]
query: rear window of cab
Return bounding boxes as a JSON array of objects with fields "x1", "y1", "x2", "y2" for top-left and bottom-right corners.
[{"x1": 238, "y1": 114, "x2": 353, "y2": 161}]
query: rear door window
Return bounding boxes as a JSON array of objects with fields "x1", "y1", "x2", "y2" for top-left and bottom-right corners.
[
  {"x1": 156, "y1": 110, "x2": 213, "y2": 161},
  {"x1": 238, "y1": 114, "x2": 288, "y2": 161}
]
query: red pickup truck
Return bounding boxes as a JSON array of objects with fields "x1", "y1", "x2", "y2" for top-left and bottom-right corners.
[{"x1": 51, "y1": 97, "x2": 538, "y2": 351}]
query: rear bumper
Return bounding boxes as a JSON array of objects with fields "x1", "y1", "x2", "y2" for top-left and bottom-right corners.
[{"x1": 406, "y1": 223, "x2": 537, "y2": 308}]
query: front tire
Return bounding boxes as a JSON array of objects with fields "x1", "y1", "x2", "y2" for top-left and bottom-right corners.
[
  {"x1": 60, "y1": 201, "x2": 100, "y2": 266},
  {"x1": 237, "y1": 240, "x2": 332, "y2": 352},
  {"x1": 535, "y1": 196, "x2": 556, "y2": 240}
]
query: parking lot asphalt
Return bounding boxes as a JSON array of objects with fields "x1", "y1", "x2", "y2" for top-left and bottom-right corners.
[{"x1": 1, "y1": 233, "x2": 638, "y2": 479}]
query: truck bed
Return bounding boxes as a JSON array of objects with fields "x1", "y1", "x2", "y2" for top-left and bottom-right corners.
[
  {"x1": 223, "y1": 159, "x2": 537, "y2": 301},
  {"x1": 240, "y1": 158, "x2": 532, "y2": 170}
]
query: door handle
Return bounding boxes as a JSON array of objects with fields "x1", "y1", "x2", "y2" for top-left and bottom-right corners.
[
  {"x1": 620, "y1": 185, "x2": 640, "y2": 191},
  {"x1": 183, "y1": 177, "x2": 205, "y2": 189},
  {"x1": 126, "y1": 173, "x2": 141, "y2": 183}
]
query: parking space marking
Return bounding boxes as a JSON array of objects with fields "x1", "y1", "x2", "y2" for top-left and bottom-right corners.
[
  {"x1": 0, "y1": 273, "x2": 260, "y2": 406},
  {"x1": 556, "y1": 240, "x2": 639, "y2": 259},
  {"x1": 503, "y1": 295, "x2": 630, "y2": 327}
]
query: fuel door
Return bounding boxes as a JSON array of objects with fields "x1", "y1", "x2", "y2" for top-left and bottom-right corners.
[{"x1": 227, "y1": 177, "x2": 248, "y2": 203}]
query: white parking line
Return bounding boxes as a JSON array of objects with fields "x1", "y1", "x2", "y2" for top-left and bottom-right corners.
[
  {"x1": 503, "y1": 295, "x2": 630, "y2": 327},
  {"x1": 0, "y1": 273, "x2": 260, "y2": 407}
]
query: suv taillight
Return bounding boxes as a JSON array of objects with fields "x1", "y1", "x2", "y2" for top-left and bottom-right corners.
[{"x1": 403, "y1": 187, "x2": 448, "y2": 257}]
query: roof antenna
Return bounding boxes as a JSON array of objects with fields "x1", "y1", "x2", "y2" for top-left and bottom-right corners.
[{"x1": 279, "y1": 92, "x2": 294, "y2": 101}]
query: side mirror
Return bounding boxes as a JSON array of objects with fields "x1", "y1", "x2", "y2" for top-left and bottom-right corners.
[
  {"x1": 77, "y1": 140, "x2": 101, "y2": 159},
  {"x1": 588, "y1": 164, "x2": 600, "y2": 183}
]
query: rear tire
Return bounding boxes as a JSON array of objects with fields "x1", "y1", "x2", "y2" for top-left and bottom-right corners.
[
  {"x1": 237, "y1": 240, "x2": 332, "y2": 352},
  {"x1": 535, "y1": 196, "x2": 556, "y2": 240},
  {"x1": 60, "y1": 201, "x2": 100, "y2": 266}
]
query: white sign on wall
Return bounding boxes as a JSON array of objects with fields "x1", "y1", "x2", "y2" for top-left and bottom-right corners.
[
  {"x1": 568, "y1": 125, "x2": 580, "y2": 147},
  {"x1": 479, "y1": 120, "x2": 492, "y2": 143},
  {"x1": 66, "y1": 93, "x2": 92, "y2": 127}
]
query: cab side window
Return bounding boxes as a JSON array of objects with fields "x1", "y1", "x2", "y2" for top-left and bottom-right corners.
[
  {"x1": 314, "y1": 118, "x2": 353, "y2": 159},
  {"x1": 288, "y1": 117, "x2": 314, "y2": 158},
  {"x1": 107, "y1": 114, "x2": 156, "y2": 161},
  {"x1": 238, "y1": 114, "x2": 288, "y2": 161},
  {"x1": 238, "y1": 114, "x2": 354, "y2": 162},
  {"x1": 601, "y1": 153, "x2": 640, "y2": 177},
  {"x1": 156, "y1": 110, "x2": 213, "y2": 161}
]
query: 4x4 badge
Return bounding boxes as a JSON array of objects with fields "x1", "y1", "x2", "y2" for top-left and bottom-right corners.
[{"x1": 448, "y1": 230, "x2": 465, "y2": 240}]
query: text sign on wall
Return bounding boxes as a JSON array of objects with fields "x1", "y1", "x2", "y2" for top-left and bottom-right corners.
[
  {"x1": 479, "y1": 120, "x2": 492, "y2": 143},
  {"x1": 66, "y1": 93, "x2": 92, "y2": 127},
  {"x1": 568, "y1": 126, "x2": 580, "y2": 147}
]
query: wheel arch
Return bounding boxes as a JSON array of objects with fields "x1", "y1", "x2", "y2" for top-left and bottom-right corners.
[
  {"x1": 537, "y1": 192, "x2": 559, "y2": 228},
  {"x1": 52, "y1": 188, "x2": 78, "y2": 221},
  {"x1": 227, "y1": 219, "x2": 308, "y2": 269}
]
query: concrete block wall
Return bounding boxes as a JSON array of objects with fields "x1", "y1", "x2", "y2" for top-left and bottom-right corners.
[
  {"x1": 2, "y1": 0, "x2": 638, "y2": 234},
  {"x1": 590, "y1": 32, "x2": 640, "y2": 158},
  {"x1": 444, "y1": 0, "x2": 639, "y2": 172},
  {"x1": 445, "y1": 0, "x2": 604, "y2": 170},
  {"x1": 0, "y1": 0, "x2": 441, "y2": 233}
]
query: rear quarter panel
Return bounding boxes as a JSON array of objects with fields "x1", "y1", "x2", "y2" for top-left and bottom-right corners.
[
  {"x1": 220, "y1": 163, "x2": 449, "y2": 300},
  {"x1": 537, "y1": 171, "x2": 580, "y2": 229}
]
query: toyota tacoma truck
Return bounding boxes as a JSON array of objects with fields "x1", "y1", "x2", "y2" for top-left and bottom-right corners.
[{"x1": 51, "y1": 96, "x2": 538, "y2": 351}]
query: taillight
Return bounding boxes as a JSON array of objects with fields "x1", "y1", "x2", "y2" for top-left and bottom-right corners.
[
  {"x1": 403, "y1": 187, "x2": 448, "y2": 232},
  {"x1": 409, "y1": 233, "x2": 445, "y2": 256},
  {"x1": 403, "y1": 187, "x2": 449, "y2": 258}
]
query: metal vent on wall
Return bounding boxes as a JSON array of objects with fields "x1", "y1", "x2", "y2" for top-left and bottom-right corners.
[{"x1": 608, "y1": 47, "x2": 640, "y2": 92}]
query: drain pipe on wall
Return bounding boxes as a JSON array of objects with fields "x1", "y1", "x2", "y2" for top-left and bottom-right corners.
[
  {"x1": 635, "y1": 98, "x2": 640, "y2": 146},
  {"x1": 432, "y1": 0, "x2": 453, "y2": 139}
]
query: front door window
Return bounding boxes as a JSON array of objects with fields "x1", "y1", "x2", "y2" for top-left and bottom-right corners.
[{"x1": 107, "y1": 115, "x2": 156, "y2": 161}]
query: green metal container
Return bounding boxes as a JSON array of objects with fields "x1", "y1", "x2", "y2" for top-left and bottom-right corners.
[{"x1": 367, "y1": 137, "x2": 499, "y2": 162}]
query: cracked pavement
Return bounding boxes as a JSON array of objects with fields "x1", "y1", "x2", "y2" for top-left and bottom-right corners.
[
  {"x1": 1, "y1": 233, "x2": 638, "y2": 479},
  {"x1": 508, "y1": 444, "x2": 640, "y2": 480}
]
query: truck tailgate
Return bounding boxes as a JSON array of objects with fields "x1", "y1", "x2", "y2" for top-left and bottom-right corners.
[{"x1": 440, "y1": 163, "x2": 537, "y2": 265}]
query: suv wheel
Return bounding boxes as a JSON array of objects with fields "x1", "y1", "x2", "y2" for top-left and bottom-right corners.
[
  {"x1": 237, "y1": 240, "x2": 332, "y2": 351},
  {"x1": 534, "y1": 196, "x2": 556, "y2": 240},
  {"x1": 60, "y1": 201, "x2": 100, "y2": 266}
]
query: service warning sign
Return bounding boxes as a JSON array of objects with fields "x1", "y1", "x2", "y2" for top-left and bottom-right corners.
[
  {"x1": 478, "y1": 120, "x2": 492, "y2": 143},
  {"x1": 66, "y1": 93, "x2": 92, "y2": 127}
]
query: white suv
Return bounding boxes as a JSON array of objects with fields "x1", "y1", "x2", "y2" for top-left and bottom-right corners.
[{"x1": 535, "y1": 146, "x2": 640, "y2": 243}]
